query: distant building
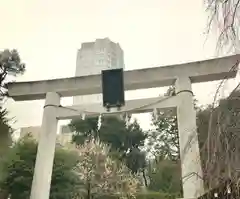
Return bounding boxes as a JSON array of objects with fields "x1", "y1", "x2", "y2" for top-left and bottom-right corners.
[
  {"x1": 19, "y1": 126, "x2": 41, "y2": 141},
  {"x1": 58, "y1": 125, "x2": 72, "y2": 145},
  {"x1": 75, "y1": 37, "x2": 124, "y2": 77},
  {"x1": 60, "y1": 125, "x2": 72, "y2": 134}
]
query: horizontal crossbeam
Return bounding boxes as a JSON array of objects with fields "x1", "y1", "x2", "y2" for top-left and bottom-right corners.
[
  {"x1": 8, "y1": 54, "x2": 239, "y2": 101},
  {"x1": 56, "y1": 96, "x2": 177, "y2": 120}
]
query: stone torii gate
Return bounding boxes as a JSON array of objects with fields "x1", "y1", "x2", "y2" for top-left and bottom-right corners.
[{"x1": 8, "y1": 54, "x2": 239, "y2": 199}]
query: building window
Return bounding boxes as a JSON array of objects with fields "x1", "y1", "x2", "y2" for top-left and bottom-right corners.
[
  {"x1": 96, "y1": 48, "x2": 105, "y2": 54},
  {"x1": 98, "y1": 59, "x2": 104, "y2": 65},
  {"x1": 111, "y1": 58, "x2": 116, "y2": 66}
]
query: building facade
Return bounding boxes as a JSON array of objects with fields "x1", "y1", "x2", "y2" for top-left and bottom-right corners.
[
  {"x1": 73, "y1": 37, "x2": 125, "y2": 105},
  {"x1": 19, "y1": 126, "x2": 41, "y2": 141}
]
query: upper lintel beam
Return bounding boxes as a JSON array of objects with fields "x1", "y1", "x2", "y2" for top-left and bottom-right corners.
[{"x1": 8, "y1": 54, "x2": 240, "y2": 101}]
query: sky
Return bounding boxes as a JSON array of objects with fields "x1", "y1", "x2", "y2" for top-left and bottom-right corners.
[{"x1": 1, "y1": 0, "x2": 239, "y2": 132}]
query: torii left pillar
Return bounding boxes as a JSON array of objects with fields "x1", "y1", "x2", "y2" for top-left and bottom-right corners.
[{"x1": 30, "y1": 92, "x2": 60, "y2": 199}]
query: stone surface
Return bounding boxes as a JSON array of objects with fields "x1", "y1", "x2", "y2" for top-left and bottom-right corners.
[
  {"x1": 30, "y1": 92, "x2": 60, "y2": 199},
  {"x1": 8, "y1": 54, "x2": 239, "y2": 101}
]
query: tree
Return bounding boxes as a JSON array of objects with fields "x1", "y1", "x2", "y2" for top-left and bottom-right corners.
[
  {"x1": 0, "y1": 49, "x2": 25, "y2": 158},
  {"x1": 197, "y1": 89, "x2": 240, "y2": 189},
  {"x1": 0, "y1": 137, "x2": 82, "y2": 199},
  {"x1": 146, "y1": 85, "x2": 200, "y2": 162},
  {"x1": 205, "y1": 0, "x2": 240, "y2": 51},
  {"x1": 147, "y1": 110, "x2": 179, "y2": 162},
  {"x1": 0, "y1": 49, "x2": 25, "y2": 98},
  {"x1": 145, "y1": 84, "x2": 206, "y2": 196},
  {"x1": 70, "y1": 116, "x2": 146, "y2": 152},
  {"x1": 144, "y1": 86, "x2": 182, "y2": 195},
  {"x1": 146, "y1": 109, "x2": 182, "y2": 196},
  {"x1": 146, "y1": 86, "x2": 179, "y2": 162},
  {"x1": 72, "y1": 139, "x2": 142, "y2": 199},
  {"x1": 69, "y1": 116, "x2": 147, "y2": 174},
  {"x1": 147, "y1": 159, "x2": 182, "y2": 197},
  {"x1": 0, "y1": 109, "x2": 13, "y2": 157},
  {"x1": 70, "y1": 117, "x2": 99, "y2": 145}
]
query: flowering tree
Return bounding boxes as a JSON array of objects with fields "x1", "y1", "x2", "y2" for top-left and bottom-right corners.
[{"x1": 71, "y1": 139, "x2": 142, "y2": 199}]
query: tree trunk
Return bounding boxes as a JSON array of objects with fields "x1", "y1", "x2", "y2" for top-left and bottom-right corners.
[
  {"x1": 142, "y1": 169, "x2": 148, "y2": 187},
  {"x1": 87, "y1": 181, "x2": 91, "y2": 199}
]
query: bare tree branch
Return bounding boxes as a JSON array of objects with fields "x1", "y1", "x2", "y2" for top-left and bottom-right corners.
[{"x1": 205, "y1": 0, "x2": 240, "y2": 51}]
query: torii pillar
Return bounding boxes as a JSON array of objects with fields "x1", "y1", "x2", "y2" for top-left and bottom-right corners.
[
  {"x1": 30, "y1": 92, "x2": 60, "y2": 199},
  {"x1": 176, "y1": 76, "x2": 203, "y2": 198},
  {"x1": 7, "y1": 54, "x2": 239, "y2": 199}
]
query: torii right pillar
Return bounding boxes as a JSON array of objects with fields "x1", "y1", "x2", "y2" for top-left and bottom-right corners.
[{"x1": 176, "y1": 76, "x2": 204, "y2": 199}]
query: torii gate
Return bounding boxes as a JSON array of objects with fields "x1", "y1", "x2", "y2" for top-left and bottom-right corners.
[{"x1": 8, "y1": 54, "x2": 239, "y2": 199}]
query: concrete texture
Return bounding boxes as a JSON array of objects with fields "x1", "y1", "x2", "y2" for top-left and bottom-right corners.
[
  {"x1": 30, "y1": 92, "x2": 60, "y2": 199},
  {"x1": 8, "y1": 54, "x2": 239, "y2": 101}
]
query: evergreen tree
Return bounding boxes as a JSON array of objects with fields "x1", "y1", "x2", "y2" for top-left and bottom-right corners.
[
  {"x1": 0, "y1": 137, "x2": 82, "y2": 199},
  {"x1": 0, "y1": 49, "x2": 25, "y2": 98},
  {"x1": 0, "y1": 49, "x2": 25, "y2": 157},
  {"x1": 69, "y1": 116, "x2": 147, "y2": 174},
  {"x1": 147, "y1": 111, "x2": 179, "y2": 162}
]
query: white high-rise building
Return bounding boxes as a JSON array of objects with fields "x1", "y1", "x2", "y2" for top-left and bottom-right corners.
[{"x1": 73, "y1": 37, "x2": 125, "y2": 105}]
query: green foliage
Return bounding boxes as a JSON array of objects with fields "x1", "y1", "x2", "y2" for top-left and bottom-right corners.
[
  {"x1": 147, "y1": 86, "x2": 179, "y2": 162},
  {"x1": 0, "y1": 49, "x2": 25, "y2": 97},
  {"x1": 146, "y1": 112, "x2": 182, "y2": 195},
  {"x1": 145, "y1": 86, "x2": 182, "y2": 195},
  {"x1": 147, "y1": 110, "x2": 179, "y2": 162},
  {"x1": 69, "y1": 116, "x2": 147, "y2": 173},
  {"x1": 50, "y1": 148, "x2": 83, "y2": 199},
  {"x1": 136, "y1": 191, "x2": 177, "y2": 199},
  {"x1": 99, "y1": 116, "x2": 131, "y2": 152},
  {"x1": 70, "y1": 116, "x2": 146, "y2": 151},
  {"x1": 196, "y1": 90, "x2": 240, "y2": 188},
  {"x1": 0, "y1": 49, "x2": 25, "y2": 159},
  {"x1": 125, "y1": 148, "x2": 146, "y2": 174},
  {"x1": 70, "y1": 117, "x2": 99, "y2": 145},
  {"x1": 0, "y1": 109, "x2": 13, "y2": 156},
  {"x1": 147, "y1": 160, "x2": 182, "y2": 196},
  {"x1": 0, "y1": 138, "x2": 37, "y2": 199},
  {"x1": 0, "y1": 137, "x2": 82, "y2": 199},
  {"x1": 196, "y1": 106, "x2": 211, "y2": 150}
]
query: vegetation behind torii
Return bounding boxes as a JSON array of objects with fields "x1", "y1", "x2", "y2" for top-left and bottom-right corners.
[{"x1": 1, "y1": 45, "x2": 240, "y2": 199}]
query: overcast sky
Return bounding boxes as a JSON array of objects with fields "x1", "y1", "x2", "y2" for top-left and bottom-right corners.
[{"x1": 1, "y1": 0, "x2": 239, "y2": 131}]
